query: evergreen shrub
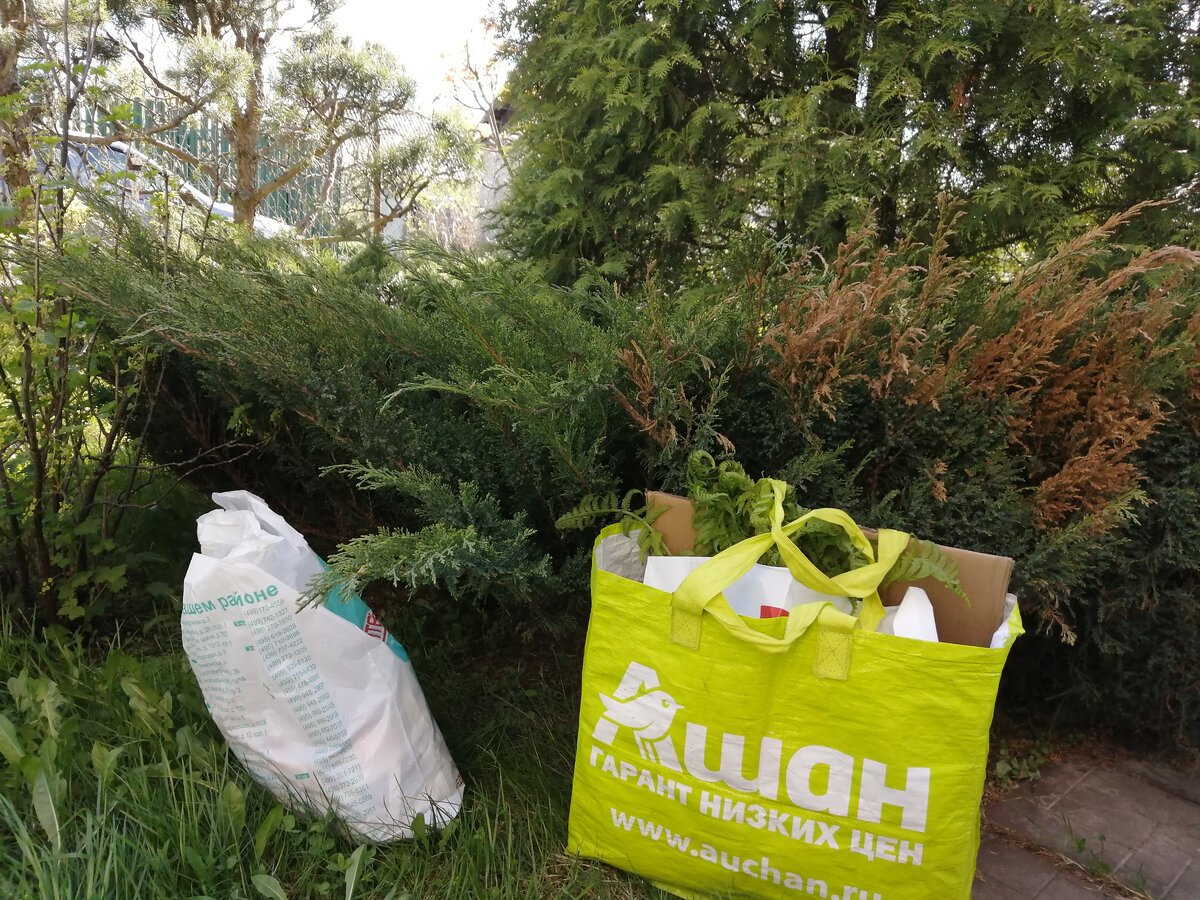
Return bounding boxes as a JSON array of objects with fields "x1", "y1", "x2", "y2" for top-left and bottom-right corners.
[{"x1": 49, "y1": 211, "x2": 1200, "y2": 745}]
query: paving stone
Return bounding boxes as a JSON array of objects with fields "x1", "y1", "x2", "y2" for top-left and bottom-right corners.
[
  {"x1": 1117, "y1": 758, "x2": 1200, "y2": 810},
  {"x1": 987, "y1": 765, "x2": 1158, "y2": 873},
  {"x1": 974, "y1": 833, "x2": 1057, "y2": 896},
  {"x1": 1034, "y1": 871, "x2": 1119, "y2": 898},
  {"x1": 1164, "y1": 858, "x2": 1200, "y2": 898},
  {"x1": 987, "y1": 791, "x2": 1127, "y2": 866},
  {"x1": 987, "y1": 789, "x2": 1065, "y2": 844},
  {"x1": 1043, "y1": 770, "x2": 1158, "y2": 870},
  {"x1": 1033, "y1": 761, "x2": 1098, "y2": 807},
  {"x1": 981, "y1": 754, "x2": 1200, "y2": 900},
  {"x1": 1089, "y1": 765, "x2": 1200, "y2": 832},
  {"x1": 972, "y1": 875, "x2": 1031, "y2": 899},
  {"x1": 1112, "y1": 821, "x2": 1198, "y2": 897},
  {"x1": 986, "y1": 761, "x2": 1095, "y2": 845}
]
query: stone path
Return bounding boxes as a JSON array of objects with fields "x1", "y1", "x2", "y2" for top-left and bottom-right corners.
[{"x1": 973, "y1": 756, "x2": 1200, "y2": 899}]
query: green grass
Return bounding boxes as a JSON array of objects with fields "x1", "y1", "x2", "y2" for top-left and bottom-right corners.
[{"x1": 0, "y1": 625, "x2": 670, "y2": 900}]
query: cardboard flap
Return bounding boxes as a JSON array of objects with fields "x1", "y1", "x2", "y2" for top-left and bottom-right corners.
[
  {"x1": 646, "y1": 491, "x2": 699, "y2": 555},
  {"x1": 879, "y1": 543, "x2": 1013, "y2": 648},
  {"x1": 645, "y1": 491, "x2": 1014, "y2": 648}
]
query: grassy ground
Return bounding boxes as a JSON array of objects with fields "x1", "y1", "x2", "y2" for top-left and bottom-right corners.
[
  {"x1": 0, "y1": 615, "x2": 1061, "y2": 900},
  {"x1": 0, "y1": 622, "x2": 671, "y2": 900}
]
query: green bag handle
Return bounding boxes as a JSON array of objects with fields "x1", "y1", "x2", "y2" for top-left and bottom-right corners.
[{"x1": 670, "y1": 480, "x2": 910, "y2": 655}]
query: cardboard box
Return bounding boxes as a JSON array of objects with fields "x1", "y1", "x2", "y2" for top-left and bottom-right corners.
[{"x1": 646, "y1": 491, "x2": 1013, "y2": 649}]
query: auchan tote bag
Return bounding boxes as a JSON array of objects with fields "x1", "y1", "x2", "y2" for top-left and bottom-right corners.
[{"x1": 567, "y1": 486, "x2": 1022, "y2": 900}]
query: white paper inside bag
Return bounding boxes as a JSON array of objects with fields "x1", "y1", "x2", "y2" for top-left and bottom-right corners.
[
  {"x1": 643, "y1": 555, "x2": 853, "y2": 618},
  {"x1": 990, "y1": 593, "x2": 1020, "y2": 649},
  {"x1": 876, "y1": 586, "x2": 940, "y2": 642}
]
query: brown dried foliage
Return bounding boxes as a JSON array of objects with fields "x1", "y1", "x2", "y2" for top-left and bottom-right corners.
[
  {"x1": 612, "y1": 203, "x2": 1196, "y2": 542},
  {"x1": 613, "y1": 339, "x2": 679, "y2": 447},
  {"x1": 757, "y1": 221, "x2": 978, "y2": 423},
  {"x1": 1186, "y1": 306, "x2": 1200, "y2": 418},
  {"x1": 960, "y1": 208, "x2": 1200, "y2": 526},
  {"x1": 754, "y1": 204, "x2": 1200, "y2": 530},
  {"x1": 613, "y1": 298, "x2": 731, "y2": 450},
  {"x1": 760, "y1": 230, "x2": 925, "y2": 420}
]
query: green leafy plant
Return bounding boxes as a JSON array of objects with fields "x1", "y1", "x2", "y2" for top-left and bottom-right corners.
[
  {"x1": 991, "y1": 738, "x2": 1052, "y2": 791},
  {"x1": 554, "y1": 489, "x2": 669, "y2": 558},
  {"x1": 0, "y1": 239, "x2": 167, "y2": 625},
  {"x1": 559, "y1": 451, "x2": 966, "y2": 602},
  {"x1": 884, "y1": 539, "x2": 968, "y2": 602},
  {"x1": 1067, "y1": 830, "x2": 1112, "y2": 878},
  {"x1": 0, "y1": 624, "x2": 673, "y2": 900}
]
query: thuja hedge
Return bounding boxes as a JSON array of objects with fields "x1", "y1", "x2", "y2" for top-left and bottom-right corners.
[{"x1": 50, "y1": 212, "x2": 1200, "y2": 744}]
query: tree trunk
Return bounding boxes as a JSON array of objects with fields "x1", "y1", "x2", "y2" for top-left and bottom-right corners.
[
  {"x1": 230, "y1": 27, "x2": 266, "y2": 226},
  {"x1": 371, "y1": 127, "x2": 383, "y2": 237},
  {"x1": 821, "y1": 2, "x2": 867, "y2": 245},
  {"x1": 0, "y1": 1, "x2": 35, "y2": 223},
  {"x1": 823, "y1": 2, "x2": 861, "y2": 120},
  {"x1": 865, "y1": 0, "x2": 902, "y2": 247}
]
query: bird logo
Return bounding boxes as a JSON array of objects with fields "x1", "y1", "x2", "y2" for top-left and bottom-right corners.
[{"x1": 599, "y1": 687, "x2": 683, "y2": 763}]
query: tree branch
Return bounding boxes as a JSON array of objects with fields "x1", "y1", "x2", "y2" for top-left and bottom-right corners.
[
  {"x1": 117, "y1": 30, "x2": 198, "y2": 106},
  {"x1": 252, "y1": 130, "x2": 352, "y2": 200}
]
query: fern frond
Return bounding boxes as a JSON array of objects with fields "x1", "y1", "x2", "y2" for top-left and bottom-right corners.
[
  {"x1": 741, "y1": 478, "x2": 804, "y2": 532},
  {"x1": 883, "y1": 539, "x2": 969, "y2": 604},
  {"x1": 635, "y1": 525, "x2": 670, "y2": 559},
  {"x1": 555, "y1": 491, "x2": 626, "y2": 531},
  {"x1": 715, "y1": 460, "x2": 756, "y2": 499},
  {"x1": 743, "y1": 478, "x2": 778, "y2": 534},
  {"x1": 557, "y1": 489, "x2": 671, "y2": 563},
  {"x1": 685, "y1": 450, "x2": 719, "y2": 493}
]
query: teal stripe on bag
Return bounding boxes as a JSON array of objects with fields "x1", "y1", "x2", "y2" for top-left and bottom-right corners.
[{"x1": 323, "y1": 576, "x2": 410, "y2": 662}]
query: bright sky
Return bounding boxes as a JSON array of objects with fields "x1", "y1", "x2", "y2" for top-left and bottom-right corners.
[{"x1": 330, "y1": 0, "x2": 505, "y2": 113}]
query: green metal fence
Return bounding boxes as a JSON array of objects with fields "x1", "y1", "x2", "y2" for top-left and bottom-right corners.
[{"x1": 73, "y1": 99, "x2": 334, "y2": 229}]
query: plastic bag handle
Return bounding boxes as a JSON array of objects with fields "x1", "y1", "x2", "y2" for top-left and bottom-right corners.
[{"x1": 670, "y1": 480, "x2": 909, "y2": 652}]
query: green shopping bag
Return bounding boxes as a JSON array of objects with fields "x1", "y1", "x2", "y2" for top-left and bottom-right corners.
[{"x1": 567, "y1": 489, "x2": 1022, "y2": 900}]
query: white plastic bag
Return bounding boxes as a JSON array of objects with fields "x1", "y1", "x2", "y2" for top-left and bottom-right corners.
[{"x1": 181, "y1": 490, "x2": 463, "y2": 841}]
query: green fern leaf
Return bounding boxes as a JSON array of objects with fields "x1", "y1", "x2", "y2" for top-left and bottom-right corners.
[
  {"x1": 554, "y1": 492, "x2": 624, "y2": 532},
  {"x1": 557, "y1": 490, "x2": 671, "y2": 561},
  {"x1": 635, "y1": 523, "x2": 669, "y2": 559},
  {"x1": 883, "y1": 539, "x2": 969, "y2": 604},
  {"x1": 556, "y1": 489, "x2": 653, "y2": 532}
]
